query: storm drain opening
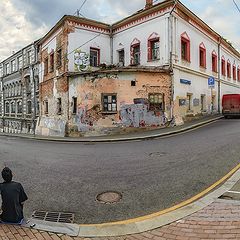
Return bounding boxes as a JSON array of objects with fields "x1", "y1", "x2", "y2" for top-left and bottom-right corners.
[
  {"x1": 31, "y1": 211, "x2": 74, "y2": 223},
  {"x1": 96, "y1": 191, "x2": 122, "y2": 204}
]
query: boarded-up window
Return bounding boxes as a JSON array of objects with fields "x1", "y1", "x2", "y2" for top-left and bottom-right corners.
[{"x1": 148, "y1": 93, "x2": 164, "y2": 111}]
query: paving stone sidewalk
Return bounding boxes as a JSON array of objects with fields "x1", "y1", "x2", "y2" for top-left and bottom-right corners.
[{"x1": 1, "y1": 198, "x2": 240, "y2": 240}]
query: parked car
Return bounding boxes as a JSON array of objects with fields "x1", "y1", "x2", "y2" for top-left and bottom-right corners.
[{"x1": 222, "y1": 94, "x2": 240, "y2": 118}]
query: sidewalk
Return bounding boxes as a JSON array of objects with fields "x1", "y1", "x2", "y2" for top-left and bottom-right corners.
[{"x1": 0, "y1": 114, "x2": 223, "y2": 142}]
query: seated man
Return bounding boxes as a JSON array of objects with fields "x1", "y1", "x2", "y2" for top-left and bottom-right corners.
[{"x1": 0, "y1": 167, "x2": 28, "y2": 223}]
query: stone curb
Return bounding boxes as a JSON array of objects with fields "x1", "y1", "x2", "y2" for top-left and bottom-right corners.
[{"x1": 0, "y1": 116, "x2": 223, "y2": 143}]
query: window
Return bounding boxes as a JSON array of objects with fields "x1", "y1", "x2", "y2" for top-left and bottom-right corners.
[
  {"x1": 212, "y1": 51, "x2": 217, "y2": 72},
  {"x1": 0, "y1": 67, "x2": 3, "y2": 77},
  {"x1": 11, "y1": 60, "x2": 16, "y2": 72},
  {"x1": 238, "y1": 67, "x2": 240, "y2": 82},
  {"x1": 181, "y1": 32, "x2": 190, "y2": 62},
  {"x1": 148, "y1": 40, "x2": 160, "y2": 61},
  {"x1": 233, "y1": 65, "x2": 236, "y2": 81},
  {"x1": 50, "y1": 53, "x2": 54, "y2": 72},
  {"x1": 199, "y1": 43, "x2": 206, "y2": 68},
  {"x1": 118, "y1": 50, "x2": 125, "y2": 66},
  {"x1": 44, "y1": 100, "x2": 48, "y2": 114},
  {"x1": 44, "y1": 57, "x2": 48, "y2": 76},
  {"x1": 72, "y1": 97, "x2": 77, "y2": 114},
  {"x1": 187, "y1": 94, "x2": 192, "y2": 111},
  {"x1": 25, "y1": 77, "x2": 31, "y2": 93},
  {"x1": 6, "y1": 63, "x2": 10, "y2": 75},
  {"x1": 18, "y1": 56, "x2": 23, "y2": 69},
  {"x1": 36, "y1": 101, "x2": 39, "y2": 116},
  {"x1": 17, "y1": 101, "x2": 22, "y2": 114},
  {"x1": 27, "y1": 101, "x2": 32, "y2": 114},
  {"x1": 90, "y1": 48, "x2": 100, "y2": 67},
  {"x1": 227, "y1": 60, "x2": 231, "y2": 78},
  {"x1": 102, "y1": 94, "x2": 117, "y2": 112},
  {"x1": 130, "y1": 38, "x2": 141, "y2": 65},
  {"x1": 27, "y1": 50, "x2": 31, "y2": 64},
  {"x1": 11, "y1": 101, "x2": 16, "y2": 114},
  {"x1": 5, "y1": 102, "x2": 9, "y2": 114},
  {"x1": 221, "y1": 57, "x2": 226, "y2": 76},
  {"x1": 57, "y1": 98, "x2": 62, "y2": 114},
  {"x1": 148, "y1": 93, "x2": 164, "y2": 111},
  {"x1": 57, "y1": 48, "x2": 62, "y2": 67}
]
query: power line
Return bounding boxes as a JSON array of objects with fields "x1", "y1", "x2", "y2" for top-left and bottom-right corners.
[{"x1": 233, "y1": 0, "x2": 240, "y2": 13}]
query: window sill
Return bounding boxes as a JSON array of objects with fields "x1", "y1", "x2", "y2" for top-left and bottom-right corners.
[
  {"x1": 101, "y1": 111, "x2": 117, "y2": 115},
  {"x1": 147, "y1": 59, "x2": 160, "y2": 62}
]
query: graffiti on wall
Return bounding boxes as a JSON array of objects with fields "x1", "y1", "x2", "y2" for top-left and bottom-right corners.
[
  {"x1": 74, "y1": 104, "x2": 102, "y2": 132},
  {"x1": 74, "y1": 49, "x2": 89, "y2": 72},
  {"x1": 120, "y1": 104, "x2": 166, "y2": 127}
]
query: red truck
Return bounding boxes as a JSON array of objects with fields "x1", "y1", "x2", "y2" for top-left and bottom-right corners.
[{"x1": 222, "y1": 94, "x2": 240, "y2": 118}]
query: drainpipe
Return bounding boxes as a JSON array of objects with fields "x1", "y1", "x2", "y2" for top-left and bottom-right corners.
[
  {"x1": 217, "y1": 37, "x2": 222, "y2": 113},
  {"x1": 110, "y1": 26, "x2": 113, "y2": 65},
  {"x1": 169, "y1": 0, "x2": 178, "y2": 120}
]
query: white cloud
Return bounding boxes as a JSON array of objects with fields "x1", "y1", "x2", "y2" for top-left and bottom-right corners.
[{"x1": 0, "y1": 0, "x2": 48, "y2": 61}]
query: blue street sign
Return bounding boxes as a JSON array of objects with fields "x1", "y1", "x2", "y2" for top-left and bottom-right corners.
[{"x1": 208, "y1": 77, "x2": 215, "y2": 87}]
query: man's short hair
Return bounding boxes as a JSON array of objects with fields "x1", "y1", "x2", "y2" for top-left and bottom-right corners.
[{"x1": 2, "y1": 167, "x2": 13, "y2": 183}]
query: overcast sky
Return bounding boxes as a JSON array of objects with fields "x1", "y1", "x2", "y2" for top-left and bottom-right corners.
[{"x1": 0, "y1": 0, "x2": 240, "y2": 61}]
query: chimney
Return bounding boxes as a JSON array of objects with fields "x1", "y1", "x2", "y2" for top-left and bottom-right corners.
[{"x1": 145, "y1": 0, "x2": 153, "y2": 9}]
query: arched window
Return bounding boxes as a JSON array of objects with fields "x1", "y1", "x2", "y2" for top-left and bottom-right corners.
[
  {"x1": 11, "y1": 101, "x2": 16, "y2": 114},
  {"x1": 227, "y1": 60, "x2": 231, "y2": 78},
  {"x1": 130, "y1": 38, "x2": 141, "y2": 65},
  {"x1": 233, "y1": 64, "x2": 236, "y2": 80},
  {"x1": 221, "y1": 56, "x2": 226, "y2": 76},
  {"x1": 5, "y1": 102, "x2": 10, "y2": 114},
  {"x1": 147, "y1": 32, "x2": 160, "y2": 61},
  {"x1": 199, "y1": 42, "x2": 206, "y2": 68},
  {"x1": 212, "y1": 50, "x2": 217, "y2": 72},
  {"x1": 181, "y1": 32, "x2": 190, "y2": 62}
]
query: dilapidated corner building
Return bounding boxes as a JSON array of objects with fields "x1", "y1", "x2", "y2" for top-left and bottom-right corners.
[
  {"x1": 37, "y1": 0, "x2": 240, "y2": 137},
  {"x1": 0, "y1": 42, "x2": 39, "y2": 134}
]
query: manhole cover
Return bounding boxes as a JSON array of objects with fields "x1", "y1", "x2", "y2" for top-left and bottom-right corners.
[
  {"x1": 149, "y1": 152, "x2": 166, "y2": 157},
  {"x1": 96, "y1": 191, "x2": 122, "y2": 204},
  {"x1": 31, "y1": 211, "x2": 74, "y2": 223}
]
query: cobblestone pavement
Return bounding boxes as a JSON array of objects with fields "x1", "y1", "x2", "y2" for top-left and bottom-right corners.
[{"x1": 1, "y1": 199, "x2": 240, "y2": 240}]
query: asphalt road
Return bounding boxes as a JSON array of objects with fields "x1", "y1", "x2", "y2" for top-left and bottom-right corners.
[{"x1": 0, "y1": 118, "x2": 239, "y2": 224}]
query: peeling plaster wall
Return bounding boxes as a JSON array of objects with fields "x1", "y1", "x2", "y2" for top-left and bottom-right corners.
[{"x1": 68, "y1": 72, "x2": 171, "y2": 136}]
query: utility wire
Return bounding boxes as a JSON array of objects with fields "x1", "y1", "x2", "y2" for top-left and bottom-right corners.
[{"x1": 233, "y1": 0, "x2": 240, "y2": 13}]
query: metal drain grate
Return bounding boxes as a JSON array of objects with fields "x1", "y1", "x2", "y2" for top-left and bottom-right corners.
[{"x1": 31, "y1": 211, "x2": 74, "y2": 223}]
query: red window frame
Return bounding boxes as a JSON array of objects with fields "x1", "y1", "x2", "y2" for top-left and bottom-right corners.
[
  {"x1": 148, "y1": 38, "x2": 159, "y2": 61},
  {"x1": 130, "y1": 38, "x2": 141, "y2": 65},
  {"x1": 233, "y1": 65, "x2": 236, "y2": 81},
  {"x1": 212, "y1": 51, "x2": 217, "y2": 72},
  {"x1": 199, "y1": 43, "x2": 206, "y2": 68},
  {"x1": 181, "y1": 32, "x2": 190, "y2": 62},
  {"x1": 237, "y1": 67, "x2": 240, "y2": 82},
  {"x1": 221, "y1": 57, "x2": 226, "y2": 76},
  {"x1": 227, "y1": 60, "x2": 231, "y2": 78}
]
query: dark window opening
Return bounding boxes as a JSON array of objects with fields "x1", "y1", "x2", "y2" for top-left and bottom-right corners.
[
  {"x1": 150, "y1": 40, "x2": 159, "y2": 60},
  {"x1": 131, "y1": 80, "x2": 136, "y2": 86},
  {"x1": 57, "y1": 98, "x2": 62, "y2": 114},
  {"x1": 45, "y1": 100, "x2": 48, "y2": 115},
  {"x1": 72, "y1": 97, "x2": 77, "y2": 114},
  {"x1": 44, "y1": 58, "x2": 48, "y2": 76},
  {"x1": 57, "y1": 49, "x2": 62, "y2": 67},
  {"x1": 118, "y1": 50, "x2": 125, "y2": 66},
  {"x1": 50, "y1": 53, "x2": 54, "y2": 72}
]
